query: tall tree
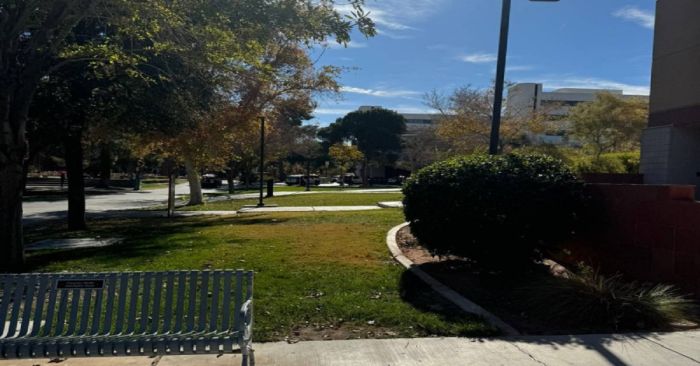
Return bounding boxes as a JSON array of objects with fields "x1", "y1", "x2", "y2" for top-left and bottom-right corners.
[
  {"x1": 425, "y1": 86, "x2": 547, "y2": 155},
  {"x1": 569, "y1": 93, "x2": 648, "y2": 159},
  {"x1": 0, "y1": 0, "x2": 375, "y2": 269},
  {"x1": 320, "y1": 108, "x2": 406, "y2": 186}
]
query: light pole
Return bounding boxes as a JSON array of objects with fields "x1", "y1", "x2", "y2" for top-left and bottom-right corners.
[
  {"x1": 257, "y1": 116, "x2": 265, "y2": 207},
  {"x1": 489, "y1": 0, "x2": 559, "y2": 155}
]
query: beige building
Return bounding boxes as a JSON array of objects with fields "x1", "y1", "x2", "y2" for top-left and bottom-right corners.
[
  {"x1": 640, "y1": 0, "x2": 700, "y2": 192},
  {"x1": 506, "y1": 83, "x2": 648, "y2": 145}
]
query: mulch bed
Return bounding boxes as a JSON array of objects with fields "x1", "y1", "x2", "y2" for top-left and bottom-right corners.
[{"x1": 396, "y1": 225, "x2": 698, "y2": 335}]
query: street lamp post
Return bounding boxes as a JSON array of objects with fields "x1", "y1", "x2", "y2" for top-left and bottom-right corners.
[
  {"x1": 489, "y1": 0, "x2": 559, "y2": 155},
  {"x1": 257, "y1": 116, "x2": 265, "y2": 207}
]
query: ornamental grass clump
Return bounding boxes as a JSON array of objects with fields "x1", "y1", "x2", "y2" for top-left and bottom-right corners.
[
  {"x1": 522, "y1": 266, "x2": 698, "y2": 331},
  {"x1": 403, "y1": 153, "x2": 585, "y2": 270}
]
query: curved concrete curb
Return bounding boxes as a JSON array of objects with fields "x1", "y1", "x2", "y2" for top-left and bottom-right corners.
[{"x1": 387, "y1": 222, "x2": 520, "y2": 336}]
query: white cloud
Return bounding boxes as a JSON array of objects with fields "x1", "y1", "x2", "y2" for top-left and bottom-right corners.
[
  {"x1": 507, "y1": 65, "x2": 534, "y2": 72},
  {"x1": 613, "y1": 6, "x2": 655, "y2": 29},
  {"x1": 535, "y1": 76, "x2": 650, "y2": 96},
  {"x1": 390, "y1": 105, "x2": 439, "y2": 114},
  {"x1": 335, "y1": 0, "x2": 446, "y2": 35},
  {"x1": 314, "y1": 108, "x2": 354, "y2": 115},
  {"x1": 341, "y1": 86, "x2": 422, "y2": 98},
  {"x1": 459, "y1": 53, "x2": 497, "y2": 64},
  {"x1": 322, "y1": 40, "x2": 367, "y2": 49}
]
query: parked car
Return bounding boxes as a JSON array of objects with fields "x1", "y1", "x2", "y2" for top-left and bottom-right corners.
[
  {"x1": 285, "y1": 174, "x2": 320, "y2": 186},
  {"x1": 201, "y1": 173, "x2": 222, "y2": 188}
]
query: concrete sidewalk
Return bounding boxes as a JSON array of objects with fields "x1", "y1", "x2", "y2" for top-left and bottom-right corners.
[
  {"x1": 2, "y1": 332, "x2": 698, "y2": 366},
  {"x1": 238, "y1": 205, "x2": 382, "y2": 213}
]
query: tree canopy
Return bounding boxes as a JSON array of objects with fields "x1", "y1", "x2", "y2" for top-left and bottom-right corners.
[{"x1": 569, "y1": 93, "x2": 648, "y2": 159}]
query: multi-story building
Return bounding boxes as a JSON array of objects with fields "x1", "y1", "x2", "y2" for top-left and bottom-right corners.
[
  {"x1": 506, "y1": 83, "x2": 648, "y2": 144},
  {"x1": 357, "y1": 106, "x2": 440, "y2": 136},
  {"x1": 640, "y1": 0, "x2": 700, "y2": 195}
]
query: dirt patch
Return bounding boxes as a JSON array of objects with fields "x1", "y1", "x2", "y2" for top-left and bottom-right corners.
[{"x1": 397, "y1": 225, "x2": 461, "y2": 265}]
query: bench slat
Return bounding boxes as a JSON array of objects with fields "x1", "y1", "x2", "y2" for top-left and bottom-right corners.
[
  {"x1": 114, "y1": 273, "x2": 129, "y2": 334},
  {"x1": 53, "y1": 286, "x2": 70, "y2": 336},
  {"x1": 198, "y1": 271, "x2": 209, "y2": 332},
  {"x1": 126, "y1": 273, "x2": 141, "y2": 334},
  {"x1": 6, "y1": 276, "x2": 27, "y2": 338},
  {"x1": 139, "y1": 273, "x2": 152, "y2": 334},
  {"x1": 17, "y1": 275, "x2": 36, "y2": 338},
  {"x1": 89, "y1": 283, "x2": 103, "y2": 336},
  {"x1": 210, "y1": 271, "x2": 221, "y2": 332},
  {"x1": 98, "y1": 275, "x2": 118, "y2": 335},
  {"x1": 174, "y1": 272, "x2": 187, "y2": 334},
  {"x1": 77, "y1": 287, "x2": 93, "y2": 335},
  {"x1": 29, "y1": 276, "x2": 50, "y2": 337},
  {"x1": 162, "y1": 272, "x2": 175, "y2": 333},
  {"x1": 66, "y1": 288, "x2": 82, "y2": 335},
  {"x1": 39, "y1": 276, "x2": 60, "y2": 337},
  {"x1": 0, "y1": 278, "x2": 13, "y2": 337},
  {"x1": 150, "y1": 272, "x2": 164, "y2": 334},
  {"x1": 186, "y1": 271, "x2": 197, "y2": 332},
  {"x1": 233, "y1": 270, "x2": 243, "y2": 333},
  {"x1": 221, "y1": 272, "x2": 232, "y2": 331}
]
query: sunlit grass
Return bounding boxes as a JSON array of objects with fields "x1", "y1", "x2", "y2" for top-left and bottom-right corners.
[{"x1": 24, "y1": 210, "x2": 494, "y2": 341}]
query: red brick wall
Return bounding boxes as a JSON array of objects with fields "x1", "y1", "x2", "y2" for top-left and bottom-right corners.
[{"x1": 562, "y1": 184, "x2": 700, "y2": 298}]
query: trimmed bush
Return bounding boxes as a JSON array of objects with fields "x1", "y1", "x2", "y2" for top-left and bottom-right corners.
[{"x1": 403, "y1": 153, "x2": 585, "y2": 269}]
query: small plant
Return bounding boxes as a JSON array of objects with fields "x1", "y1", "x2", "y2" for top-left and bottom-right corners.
[
  {"x1": 402, "y1": 153, "x2": 585, "y2": 270},
  {"x1": 522, "y1": 266, "x2": 698, "y2": 331}
]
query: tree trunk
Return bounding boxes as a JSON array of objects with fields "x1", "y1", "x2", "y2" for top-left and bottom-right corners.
[
  {"x1": 0, "y1": 159, "x2": 26, "y2": 271},
  {"x1": 361, "y1": 158, "x2": 369, "y2": 187},
  {"x1": 227, "y1": 161, "x2": 236, "y2": 194},
  {"x1": 184, "y1": 159, "x2": 203, "y2": 205},
  {"x1": 97, "y1": 143, "x2": 111, "y2": 188},
  {"x1": 64, "y1": 131, "x2": 86, "y2": 230}
]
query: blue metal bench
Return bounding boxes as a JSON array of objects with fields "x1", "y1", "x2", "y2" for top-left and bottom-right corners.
[{"x1": 0, "y1": 270, "x2": 254, "y2": 365}]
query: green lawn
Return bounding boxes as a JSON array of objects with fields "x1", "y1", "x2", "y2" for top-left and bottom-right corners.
[
  {"x1": 24, "y1": 210, "x2": 494, "y2": 341},
  {"x1": 183, "y1": 192, "x2": 404, "y2": 211}
]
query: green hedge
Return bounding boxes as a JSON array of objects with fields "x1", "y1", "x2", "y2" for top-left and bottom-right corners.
[
  {"x1": 403, "y1": 153, "x2": 586, "y2": 269},
  {"x1": 572, "y1": 151, "x2": 640, "y2": 174}
]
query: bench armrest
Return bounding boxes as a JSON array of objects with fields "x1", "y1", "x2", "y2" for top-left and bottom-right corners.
[{"x1": 239, "y1": 299, "x2": 253, "y2": 342}]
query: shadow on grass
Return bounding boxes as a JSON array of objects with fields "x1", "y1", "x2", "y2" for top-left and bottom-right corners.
[
  {"x1": 399, "y1": 269, "x2": 498, "y2": 336},
  {"x1": 22, "y1": 215, "x2": 286, "y2": 272}
]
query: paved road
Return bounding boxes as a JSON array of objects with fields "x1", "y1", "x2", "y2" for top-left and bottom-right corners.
[
  {"x1": 2, "y1": 332, "x2": 699, "y2": 366},
  {"x1": 22, "y1": 184, "x2": 401, "y2": 224},
  {"x1": 22, "y1": 184, "x2": 192, "y2": 224}
]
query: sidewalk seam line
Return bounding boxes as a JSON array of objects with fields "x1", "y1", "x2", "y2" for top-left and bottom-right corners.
[{"x1": 639, "y1": 334, "x2": 700, "y2": 364}]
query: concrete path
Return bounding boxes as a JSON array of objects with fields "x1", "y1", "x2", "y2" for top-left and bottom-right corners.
[
  {"x1": 238, "y1": 205, "x2": 382, "y2": 213},
  {"x1": 22, "y1": 184, "x2": 192, "y2": 223},
  {"x1": 22, "y1": 185, "x2": 401, "y2": 224},
  {"x1": 3, "y1": 332, "x2": 699, "y2": 366}
]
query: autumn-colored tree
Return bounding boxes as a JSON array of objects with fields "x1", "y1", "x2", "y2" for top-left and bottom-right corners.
[
  {"x1": 328, "y1": 143, "x2": 364, "y2": 187},
  {"x1": 569, "y1": 93, "x2": 648, "y2": 159},
  {"x1": 425, "y1": 86, "x2": 547, "y2": 155}
]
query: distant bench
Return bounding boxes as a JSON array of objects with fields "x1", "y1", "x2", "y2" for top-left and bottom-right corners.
[{"x1": 0, "y1": 270, "x2": 254, "y2": 366}]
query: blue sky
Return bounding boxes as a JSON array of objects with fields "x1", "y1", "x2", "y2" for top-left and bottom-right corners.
[{"x1": 308, "y1": 0, "x2": 656, "y2": 125}]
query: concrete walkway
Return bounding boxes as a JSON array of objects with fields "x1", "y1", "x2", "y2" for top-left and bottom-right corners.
[
  {"x1": 238, "y1": 205, "x2": 382, "y2": 213},
  {"x1": 3, "y1": 332, "x2": 699, "y2": 365}
]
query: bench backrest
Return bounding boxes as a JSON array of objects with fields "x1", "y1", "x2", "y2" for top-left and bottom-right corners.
[{"x1": 0, "y1": 270, "x2": 253, "y2": 339}]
